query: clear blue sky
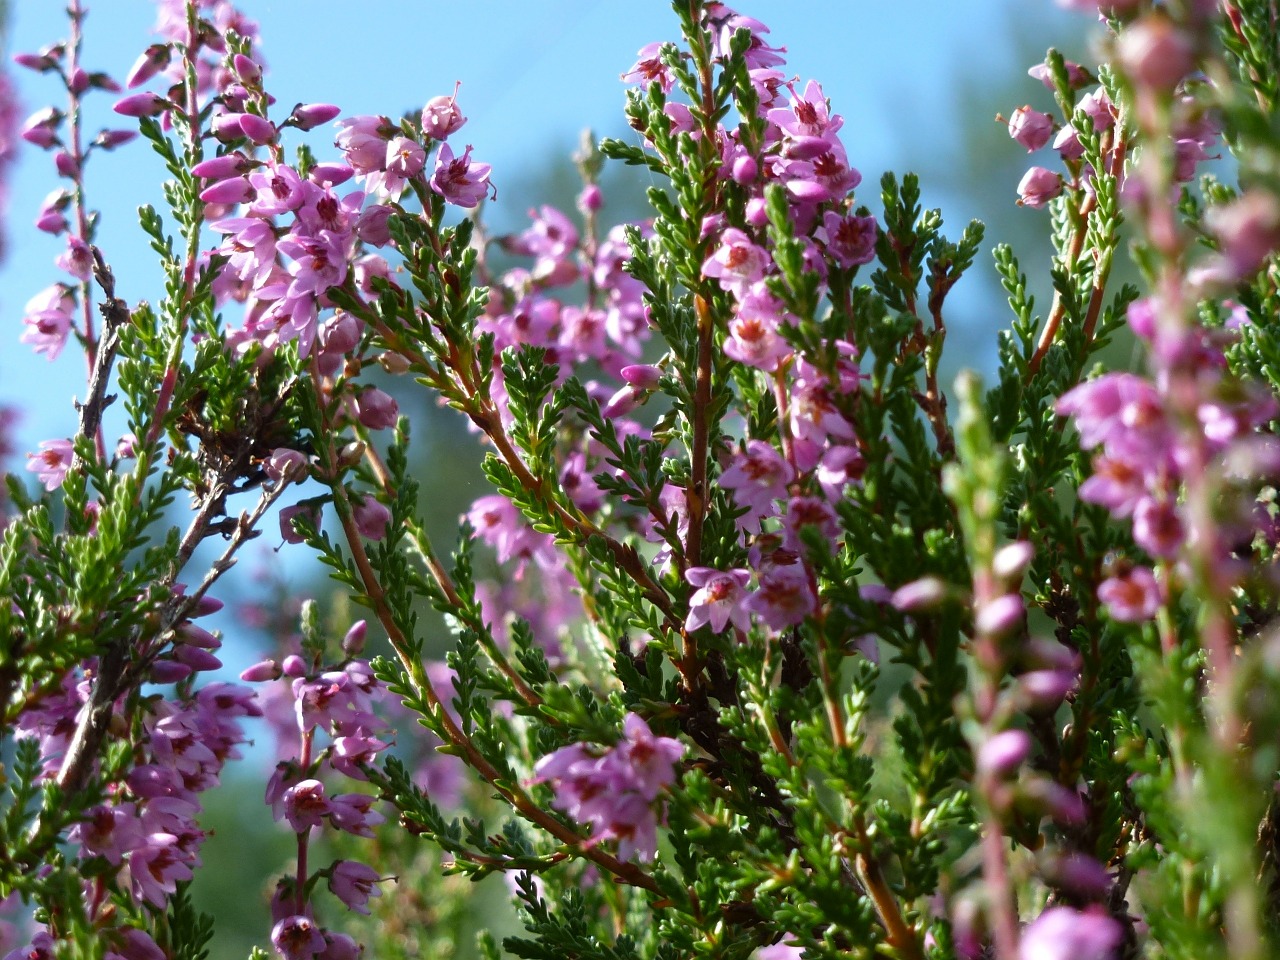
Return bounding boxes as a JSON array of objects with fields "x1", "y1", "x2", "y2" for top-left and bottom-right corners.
[{"x1": 0, "y1": 0, "x2": 1083, "y2": 453}]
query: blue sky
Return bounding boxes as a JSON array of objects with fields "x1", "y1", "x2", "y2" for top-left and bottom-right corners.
[{"x1": 0, "y1": 0, "x2": 1086, "y2": 453}]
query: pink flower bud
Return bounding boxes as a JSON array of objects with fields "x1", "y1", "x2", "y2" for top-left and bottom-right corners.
[
  {"x1": 289, "y1": 102, "x2": 341, "y2": 130},
  {"x1": 1017, "y1": 669, "x2": 1077, "y2": 711},
  {"x1": 731, "y1": 154, "x2": 759, "y2": 184},
  {"x1": 266, "y1": 447, "x2": 308, "y2": 484},
  {"x1": 745, "y1": 196, "x2": 769, "y2": 227},
  {"x1": 68, "y1": 67, "x2": 91, "y2": 94},
  {"x1": 992, "y1": 541, "x2": 1033, "y2": 580},
  {"x1": 191, "y1": 152, "x2": 255, "y2": 180},
  {"x1": 22, "y1": 108, "x2": 62, "y2": 148},
  {"x1": 238, "y1": 113, "x2": 277, "y2": 145},
  {"x1": 1007, "y1": 105, "x2": 1053, "y2": 152},
  {"x1": 281, "y1": 654, "x2": 308, "y2": 678},
  {"x1": 113, "y1": 91, "x2": 169, "y2": 118},
  {"x1": 126, "y1": 44, "x2": 171, "y2": 88},
  {"x1": 1017, "y1": 166, "x2": 1063, "y2": 208},
  {"x1": 977, "y1": 729, "x2": 1032, "y2": 778},
  {"x1": 1118, "y1": 14, "x2": 1196, "y2": 92},
  {"x1": 577, "y1": 184, "x2": 603, "y2": 214},
  {"x1": 353, "y1": 496, "x2": 391, "y2": 541},
  {"x1": 13, "y1": 49, "x2": 62, "y2": 72},
  {"x1": 308, "y1": 161, "x2": 354, "y2": 186},
  {"x1": 342, "y1": 621, "x2": 368, "y2": 656},
  {"x1": 621, "y1": 364, "x2": 662, "y2": 388},
  {"x1": 150, "y1": 659, "x2": 193, "y2": 684},
  {"x1": 240, "y1": 659, "x2": 283, "y2": 682},
  {"x1": 54, "y1": 151, "x2": 79, "y2": 178},
  {"x1": 975, "y1": 594, "x2": 1023, "y2": 635},
  {"x1": 232, "y1": 54, "x2": 262, "y2": 84},
  {"x1": 199, "y1": 176, "x2": 254, "y2": 205},
  {"x1": 280, "y1": 502, "x2": 321, "y2": 544},
  {"x1": 354, "y1": 389, "x2": 398, "y2": 430},
  {"x1": 891, "y1": 576, "x2": 948, "y2": 612},
  {"x1": 95, "y1": 129, "x2": 137, "y2": 150}
]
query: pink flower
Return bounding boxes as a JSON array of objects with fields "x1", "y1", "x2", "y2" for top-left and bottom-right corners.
[
  {"x1": 352, "y1": 495, "x2": 391, "y2": 541},
  {"x1": 745, "y1": 558, "x2": 815, "y2": 630},
  {"x1": 1008, "y1": 105, "x2": 1053, "y2": 152},
  {"x1": 353, "y1": 389, "x2": 398, "y2": 430},
  {"x1": 1098, "y1": 566, "x2": 1161, "y2": 622},
  {"x1": 621, "y1": 42, "x2": 675, "y2": 93},
  {"x1": 20, "y1": 284, "x2": 75, "y2": 359},
  {"x1": 719, "y1": 440, "x2": 794, "y2": 528},
  {"x1": 422, "y1": 85, "x2": 467, "y2": 140},
  {"x1": 702, "y1": 228, "x2": 768, "y2": 299},
  {"x1": 335, "y1": 115, "x2": 390, "y2": 175},
  {"x1": 430, "y1": 143, "x2": 494, "y2": 208},
  {"x1": 819, "y1": 211, "x2": 878, "y2": 269},
  {"x1": 684, "y1": 567, "x2": 752, "y2": 633},
  {"x1": 27, "y1": 438, "x2": 74, "y2": 491},
  {"x1": 280, "y1": 779, "x2": 332, "y2": 832},
  {"x1": 1017, "y1": 166, "x2": 1063, "y2": 208}
]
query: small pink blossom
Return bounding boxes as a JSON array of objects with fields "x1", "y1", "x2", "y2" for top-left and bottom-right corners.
[
  {"x1": 702, "y1": 228, "x2": 768, "y2": 299},
  {"x1": 27, "y1": 438, "x2": 74, "y2": 491},
  {"x1": 1098, "y1": 565, "x2": 1161, "y2": 622},
  {"x1": 684, "y1": 567, "x2": 752, "y2": 633}
]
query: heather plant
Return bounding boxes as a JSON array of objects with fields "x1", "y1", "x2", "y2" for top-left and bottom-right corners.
[{"x1": 2, "y1": 2, "x2": 1280, "y2": 960}]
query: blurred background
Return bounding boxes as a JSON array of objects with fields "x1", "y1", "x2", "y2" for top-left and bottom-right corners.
[{"x1": 0, "y1": 2, "x2": 1092, "y2": 956}]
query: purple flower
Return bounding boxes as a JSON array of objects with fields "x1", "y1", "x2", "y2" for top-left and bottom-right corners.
[
  {"x1": 684, "y1": 567, "x2": 752, "y2": 634},
  {"x1": 430, "y1": 143, "x2": 493, "y2": 208},
  {"x1": 328, "y1": 859, "x2": 382, "y2": 914},
  {"x1": 280, "y1": 779, "x2": 332, "y2": 832},
  {"x1": 1018, "y1": 906, "x2": 1123, "y2": 960},
  {"x1": 271, "y1": 915, "x2": 326, "y2": 960}
]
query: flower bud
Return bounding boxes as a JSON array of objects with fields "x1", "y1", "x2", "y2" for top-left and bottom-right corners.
[
  {"x1": 353, "y1": 496, "x2": 391, "y2": 541},
  {"x1": 577, "y1": 184, "x2": 603, "y2": 214},
  {"x1": 975, "y1": 593, "x2": 1023, "y2": 636},
  {"x1": 342, "y1": 620, "x2": 368, "y2": 657},
  {"x1": 240, "y1": 659, "x2": 283, "y2": 682},
  {"x1": 354, "y1": 388, "x2": 398, "y2": 430},
  {"x1": 977, "y1": 729, "x2": 1032, "y2": 778},
  {"x1": 290, "y1": 102, "x2": 341, "y2": 130},
  {"x1": 150, "y1": 659, "x2": 193, "y2": 684},
  {"x1": 113, "y1": 92, "x2": 170, "y2": 118},
  {"x1": 281, "y1": 654, "x2": 309, "y2": 678},
  {"x1": 992, "y1": 541, "x2": 1033, "y2": 581},
  {"x1": 891, "y1": 576, "x2": 948, "y2": 612},
  {"x1": 126, "y1": 44, "x2": 171, "y2": 88}
]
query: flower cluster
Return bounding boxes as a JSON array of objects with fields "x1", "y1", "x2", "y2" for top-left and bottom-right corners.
[{"x1": 532, "y1": 714, "x2": 684, "y2": 862}]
